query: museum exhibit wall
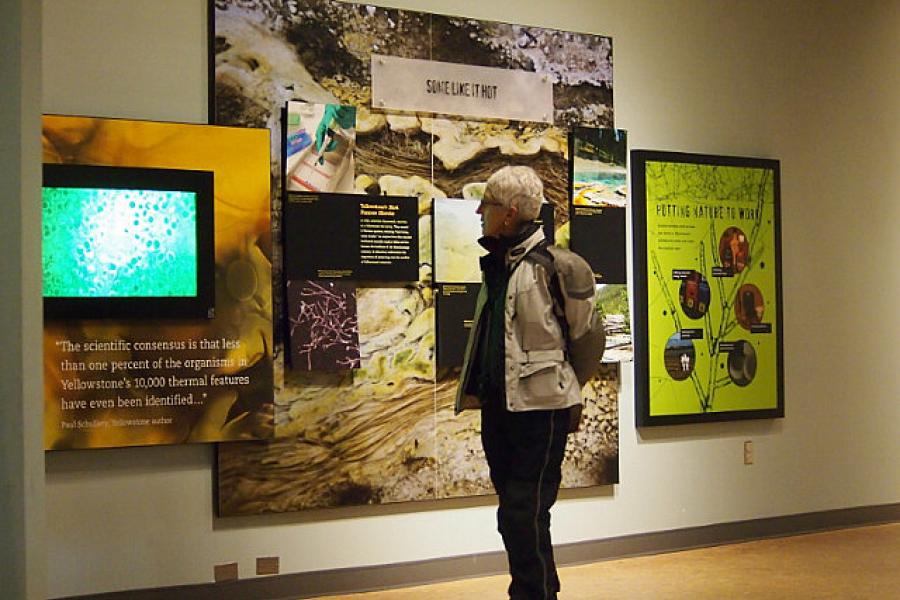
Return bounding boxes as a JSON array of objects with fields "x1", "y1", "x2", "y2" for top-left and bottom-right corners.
[{"x1": 39, "y1": 0, "x2": 899, "y2": 597}]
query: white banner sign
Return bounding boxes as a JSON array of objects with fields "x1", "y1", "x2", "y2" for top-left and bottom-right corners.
[{"x1": 371, "y1": 54, "x2": 554, "y2": 123}]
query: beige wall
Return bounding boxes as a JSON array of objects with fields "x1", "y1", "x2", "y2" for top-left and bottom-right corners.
[
  {"x1": 41, "y1": 0, "x2": 900, "y2": 596},
  {"x1": 2, "y1": 1, "x2": 44, "y2": 599}
]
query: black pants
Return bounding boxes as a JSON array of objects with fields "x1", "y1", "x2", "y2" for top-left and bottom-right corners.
[{"x1": 481, "y1": 402, "x2": 570, "y2": 600}]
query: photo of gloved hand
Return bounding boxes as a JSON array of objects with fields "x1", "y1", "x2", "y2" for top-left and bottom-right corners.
[
  {"x1": 315, "y1": 104, "x2": 356, "y2": 153},
  {"x1": 285, "y1": 101, "x2": 356, "y2": 194}
]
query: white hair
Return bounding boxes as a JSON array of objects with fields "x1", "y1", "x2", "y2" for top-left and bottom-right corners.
[{"x1": 483, "y1": 165, "x2": 545, "y2": 221}]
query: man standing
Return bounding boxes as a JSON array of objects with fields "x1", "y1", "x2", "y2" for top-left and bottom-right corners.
[{"x1": 456, "y1": 166, "x2": 601, "y2": 600}]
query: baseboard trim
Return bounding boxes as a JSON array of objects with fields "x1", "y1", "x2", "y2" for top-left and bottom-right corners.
[{"x1": 59, "y1": 502, "x2": 899, "y2": 600}]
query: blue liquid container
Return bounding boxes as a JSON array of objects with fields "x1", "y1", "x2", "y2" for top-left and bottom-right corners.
[{"x1": 286, "y1": 130, "x2": 313, "y2": 157}]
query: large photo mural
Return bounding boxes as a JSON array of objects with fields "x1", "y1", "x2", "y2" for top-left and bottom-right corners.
[{"x1": 212, "y1": 0, "x2": 620, "y2": 514}]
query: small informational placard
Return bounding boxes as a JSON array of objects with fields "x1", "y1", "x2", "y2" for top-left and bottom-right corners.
[
  {"x1": 371, "y1": 54, "x2": 554, "y2": 123},
  {"x1": 570, "y1": 209, "x2": 626, "y2": 283},
  {"x1": 283, "y1": 192, "x2": 419, "y2": 281}
]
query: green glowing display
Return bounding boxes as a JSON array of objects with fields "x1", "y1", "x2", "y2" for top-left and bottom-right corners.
[{"x1": 42, "y1": 187, "x2": 198, "y2": 298}]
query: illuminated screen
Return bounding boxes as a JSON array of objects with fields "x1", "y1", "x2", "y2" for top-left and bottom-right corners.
[
  {"x1": 43, "y1": 187, "x2": 199, "y2": 297},
  {"x1": 42, "y1": 164, "x2": 215, "y2": 320}
]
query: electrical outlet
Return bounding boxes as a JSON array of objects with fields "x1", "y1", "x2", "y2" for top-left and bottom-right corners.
[
  {"x1": 256, "y1": 556, "x2": 280, "y2": 576},
  {"x1": 214, "y1": 562, "x2": 239, "y2": 582},
  {"x1": 743, "y1": 440, "x2": 754, "y2": 465}
]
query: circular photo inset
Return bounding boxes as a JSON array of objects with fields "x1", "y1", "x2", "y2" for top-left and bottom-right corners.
[
  {"x1": 734, "y1": 284, "x2": 765, "y2": 330},
  {"x1": 718, "y1": 227, "x2": 750, "y2": 273},
  {"x1": 663, "y1": 332, "x2": 696, "y2": 381},
  {"x1": 728, "y1": 340, "x2": 757, "y2": 387},
  {"x1": 679, "y1": 271, "x2": 711, "y2": 319}
]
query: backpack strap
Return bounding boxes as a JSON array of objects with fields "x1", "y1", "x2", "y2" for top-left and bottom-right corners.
[{"x1": 523, "y1": 239, "x2": 571, "y2": 348}]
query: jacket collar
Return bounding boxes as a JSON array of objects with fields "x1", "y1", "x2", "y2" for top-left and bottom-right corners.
[{"x1": 478, "y1": 222, "x2": 545, "y2": 268}]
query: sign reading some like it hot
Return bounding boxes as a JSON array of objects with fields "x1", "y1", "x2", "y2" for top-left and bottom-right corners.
[{"x1": 371, "y1": 54, "x2": 554, "y2": 123}]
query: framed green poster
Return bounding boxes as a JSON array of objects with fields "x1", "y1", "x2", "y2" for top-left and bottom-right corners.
[{"x1": 632, "y1": 151, "x2": 784, "y2": 426}]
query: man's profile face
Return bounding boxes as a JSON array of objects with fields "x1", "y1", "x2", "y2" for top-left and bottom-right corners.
[{"x1": 477, "y1": 197, "x2": 509, "y2": 237}]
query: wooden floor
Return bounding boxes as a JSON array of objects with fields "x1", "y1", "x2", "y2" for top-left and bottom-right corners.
[{"x1": 310, "y1": 523, "x2": 899, "y2": 599}]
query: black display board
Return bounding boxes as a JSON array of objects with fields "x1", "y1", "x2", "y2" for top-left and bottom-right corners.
[
  {"x1": 283, "y1": 192, "x2": 419, "y2": 281},
  {"x1": 536, "y1": 202, "x2": 556, "y2": 246},
  {"x1": 435, "y1": 283, "x2": 480, "y2": 368},
  {"x1": 570, "y1": 208, "x2": 626, "y2": 283}
]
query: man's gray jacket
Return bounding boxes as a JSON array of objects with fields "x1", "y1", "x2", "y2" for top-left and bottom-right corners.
[{"x1": 455, "y1": 226, "x2": 597, "y2": 414}]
